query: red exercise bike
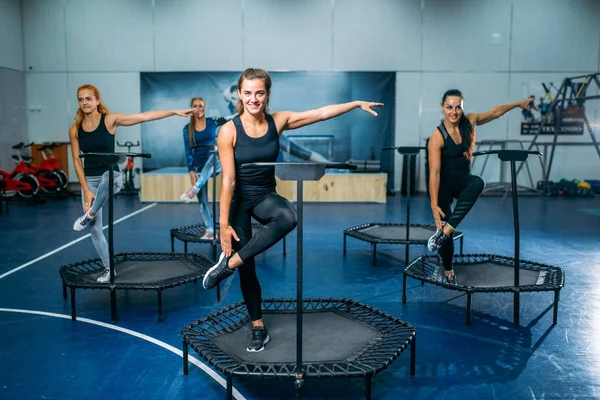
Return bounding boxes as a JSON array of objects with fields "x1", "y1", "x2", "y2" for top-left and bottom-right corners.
[
  {"x1": 12, "y1": 142, "x2": 61, "y2": 195},
  {"x1": 1, "y1": 143, "x2": 40, "y2": 198},
  {"x1": 36, "y1": 143, "x2": 69, "y2": 191}
]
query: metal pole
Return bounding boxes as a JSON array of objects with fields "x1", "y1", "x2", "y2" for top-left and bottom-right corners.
[{"x1": 295, "y1": 179, "x2": 304, "y2": 399}]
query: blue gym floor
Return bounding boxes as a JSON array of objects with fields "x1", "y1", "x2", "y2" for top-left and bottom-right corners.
[{"x1": 0, "y1": 191, "x2": 598, "y2": 400}]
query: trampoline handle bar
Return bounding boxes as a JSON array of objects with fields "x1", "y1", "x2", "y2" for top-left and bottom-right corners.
[
  {"x1": 382, "y1": 146, "x2": 427, "y2": 150},
  {"x1": 116, "y1": 141, "x2": 140, "y2": 147},
  {"x1": 79, "y1": 152, "x2": 152, "y2": 159},
  {"x1": 191, "y1": 144, "x2": 218, "y2": 151},
  {"x1": 241, "y1": 162, "x2": 357, "y2": 171},
  {"x1": 473, "y1": 150, "x2": 542, "y2": 157}
]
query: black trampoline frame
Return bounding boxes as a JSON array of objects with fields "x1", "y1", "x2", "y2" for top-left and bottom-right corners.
[
  {"x1": 343, "y1": 146, "x2": 464, "y2": 266},
  {"x1": 403, "y1": 150, "x2": 565, "y2": 326},
  {"x1": 60, "y1": 251, "x2": 212, "y2": 322},
  {"x1": 60, "y1": 152, "x2": 216, "y2": 322},
  {"x1": 182, "y1": 298, "x2": 416, "y2": 399},
  {"x1": 181, "y1": 162, "x2": 417, "y2": 400}
]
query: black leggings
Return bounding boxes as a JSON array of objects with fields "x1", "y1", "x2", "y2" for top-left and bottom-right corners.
[
  {"x1": 230, "y1": 192, "x2": 297, "y2": 321},
  {"x1": 438, "y1": 174, "x2": 485, "y2": 271}
]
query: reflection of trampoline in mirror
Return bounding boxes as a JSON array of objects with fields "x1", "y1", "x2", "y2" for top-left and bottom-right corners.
[
  {"x1": 404, "y1": 150, "x2": 565, "y2": 326},
  {"x1": 60, "y1": 152, "x2": 213, "y2": 323},
  {"x1": 181, "y1": 162, "x2": 416, "y2": 400}
]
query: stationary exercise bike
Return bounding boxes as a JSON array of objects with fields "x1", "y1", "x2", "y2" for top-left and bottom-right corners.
[{"x1": 116, "y1": 141, "x2": 141, "y2": 196}]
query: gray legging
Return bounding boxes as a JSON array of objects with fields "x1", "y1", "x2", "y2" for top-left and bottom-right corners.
[{"x1": 81, "y1": 171, "x2": 123, "y2": 269}]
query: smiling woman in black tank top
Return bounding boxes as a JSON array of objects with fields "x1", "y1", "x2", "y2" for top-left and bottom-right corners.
[
  {"x1": 201, "y1": 68, "x2": 384, "y2": 353},
  {"x1": 427, "y1": 89, "x2": 534, "y2": 284},
  {"x1": 69, "y1": 84, "x2": 191, "y2": 283}
]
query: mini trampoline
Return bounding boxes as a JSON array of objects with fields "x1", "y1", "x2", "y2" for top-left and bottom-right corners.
[
  {"x1": 404, "y1": 150, "x2": 565, "y2": 326},
  {"x1": 59, "y1": 152, "x2": 215, "y2": 323},
  {"x1": 181, "y1": 162, "x2": 416, "y2": 400},
  {"x1": 60, "y1": 252, "x2": 212, "y2": 322},
  {"x1": 344, "y1": 146, "x2": 463, "y2": 266}
]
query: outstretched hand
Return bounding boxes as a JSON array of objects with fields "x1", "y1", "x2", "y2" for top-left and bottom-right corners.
[
  {"x1": 175, "y1": 109, "x2": 194, "y2": 117},
  {"x1": 519, "y1": 97, "x2": 534, "y2": 111},
  {"x1": 431, "y1": 205, "x2": 446, "y2": 231},
  {"x1": 220, "y1": 224, "x2": 240, "y2": 257},
  {"x1": 359, "y1": 101, "x2": 384, "y2": 116}
]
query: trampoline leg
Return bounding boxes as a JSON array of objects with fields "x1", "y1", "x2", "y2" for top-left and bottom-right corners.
[
  {"x1": 553, "y1": 290, "x2": 560, "y2": 324},
  {"x1": 466, "y1": 293, "x2": 472, "y2": 326},
  {"x1": 157, "y1": 290, "x2": 163, "y2": 323},
  {"x1": 365, "y1": 375, "x2": 372, "y2": 400},
  {"x1": 184, "y1": 241, "x2": 188, "y2": 254},
  {"x1": 372, "y1": 244, "x2": 377, "y2": 266},
  {"x1": 216, "y1": 283, "x2": 221, "y2": 302},
  {"x1": 343, "y1": 234, "x2": 347, "y2": 255},
  {"x1": 402, "y1": 274, "x2": 407, "y2": 304},
  {"x1": 110, "y1": 287, "x2": 117, "y2": 323},
  {"x1": 182, "y1": 341, "x2": 189, "y2": 375},
  {"x1": 170, "y1": 234, "x2": 174, "y2": 252},
  {"x1": 459, "y1": 237, "x2": 464, "y2": 254},
  {"x1": 410, "y1": 333, "x2": 416, "y2": 376},
  {"x1": 283, "y1": 236, "x2": 287, "y2": 256},
  {"x1": 62, "y1": 282, "x2": 67, "y2": 300},
  {"x1": 70, "y1": 287, "x2": 77, "y2": 321},
  {"x1": 212, "y1": 242, "x2": 217, "y2": 262},
  {"x1": 514, "y1": 291, "x2": 520, "y2": 327},
  {"x1": 226, "y1": 375, "x2": 233, "y2": 400}
]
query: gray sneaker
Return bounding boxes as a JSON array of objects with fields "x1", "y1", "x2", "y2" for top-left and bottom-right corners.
[
  {"x1": 427, "y1": 225, "x2": 450, "y2": 252},
  {"x1": 73, "y1": 212, "x2": 96, "y2": 231},
  {"x1": 202, "y1": 252, "x2": 235, "y2": 289},
  {"x1": 246, "y1": 326, "x2": 270, "y2": 352},
  {"x1": 97, "y1": 269, "x2": 116, "y2": 283}
]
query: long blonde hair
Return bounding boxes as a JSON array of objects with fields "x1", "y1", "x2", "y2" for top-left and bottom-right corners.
[
  {"x1": 74, "y1": 84, "x2": 109, "y2": 129},
  {"x1": 235, "y1": 68, "x2": 271, "y2": 115},
  {"x1": 188, "y1": 97, "x2": 204, "y2": 148}
]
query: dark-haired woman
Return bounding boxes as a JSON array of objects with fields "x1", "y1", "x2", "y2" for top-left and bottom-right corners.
[{"x1": 427, "y1": 89, "x2": 533, "y2": 284}]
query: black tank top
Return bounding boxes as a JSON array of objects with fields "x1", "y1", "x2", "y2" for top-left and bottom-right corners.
[
  {"x1": 233, "y1": 114, "x2": 280, "y2": 197},
  {"x1": 437, "y1": 123, "x2": 471, "y2": 179},
  {"x1": 77, "y1": 114, "x2": 116, "y2": 177}
]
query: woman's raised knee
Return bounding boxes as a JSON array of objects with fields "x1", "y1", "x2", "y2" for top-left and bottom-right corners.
[{"x1": 276, "y1": 207, "x2": 297, "y2": 232}]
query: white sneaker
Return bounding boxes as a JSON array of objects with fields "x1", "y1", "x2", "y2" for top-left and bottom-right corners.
[
  {"x1": 181, "y1": 186, "x2": 199, "y2": 203},
  {"x1": 97, "y1": 269, "x2": 116, "y2": 283},
  {"x1": 73, "y1": 212, "x2": 96, "y2": 231}
]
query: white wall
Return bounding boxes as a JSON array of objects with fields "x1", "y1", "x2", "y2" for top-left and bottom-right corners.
[
  {"x1": 0, "y1": 0, "x2": 26, "y2": 172},
  {"x1": 20, "y1": 0, "x2": 600, "y2": 187},
  {"x1": 0, "y1": 0, "x2": 23, "y2": 71}
]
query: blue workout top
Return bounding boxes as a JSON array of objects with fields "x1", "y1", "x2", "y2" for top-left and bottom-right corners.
[
  {"x1": 77, "y1": 113, "x2": 116, "y2": 177},
  {"x1": 232, "y1": 114, "x2": 280, "y2": 197},
  {"x1": 183, "y1": 118, "x2": 227, "y2": 172},
  {"x1": 437, "y1": 123, "x2": 471, "y2": 180}
]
